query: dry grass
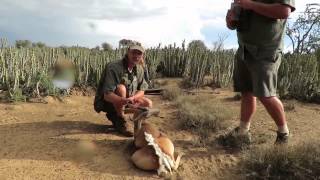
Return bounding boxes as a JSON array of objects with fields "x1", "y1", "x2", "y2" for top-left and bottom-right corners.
[
  {"x1": 175, "y1": 95, "x2": 233, "y2": 145},
  {"x1": 160, "y1": 84, "x2": 234, "y2": 146},
  {"x1": 241, "y1": 141, "x2": 320, "y2": 180},
  {"x1": 179, "y1": 78, "x2": 197, "y2": 89},
  {"x1": 284, "y1": 101, "x2": 296, "y2": 112},
  {"x1": 161, "y1": 87, "x2": 183, "y2": 101},
  {"x1": 152, "y1": 79, "x2": 169, "y2": 88},
  {"x1": 217, "y1": 128, "x2": 252, "y2": 150}
]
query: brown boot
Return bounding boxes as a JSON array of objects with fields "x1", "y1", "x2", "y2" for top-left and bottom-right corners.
[{"x1": 113, "y1": 115, "x2": 134, "y2": 137}]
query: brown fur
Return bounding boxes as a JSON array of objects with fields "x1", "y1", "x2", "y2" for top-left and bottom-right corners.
[
  {"x1": 131, "y1": 146, "x2": 159, "y2": 170},
  {"x1": 134, "y1": 122, "x2": 161, "y2": 148},
  {"x1": 128, "y1": 106, "x2": 182, "y2": 174}
]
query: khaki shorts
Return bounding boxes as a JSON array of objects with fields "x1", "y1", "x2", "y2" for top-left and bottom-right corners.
[{"x1": 233, "y1": 46, "x2": 282, "y2": 97}]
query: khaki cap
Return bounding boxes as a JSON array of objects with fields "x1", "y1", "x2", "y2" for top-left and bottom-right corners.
[{"x1": 128, "y1": 44, "x2": 145, "y2": 53}]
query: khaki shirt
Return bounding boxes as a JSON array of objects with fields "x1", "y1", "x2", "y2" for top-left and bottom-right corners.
[
  {"x1": 94, "y1": 57, "x2": 148, "y2": 113},
  {"x1": 237, "y1": 0, "x2": 295, "y2": 57}
]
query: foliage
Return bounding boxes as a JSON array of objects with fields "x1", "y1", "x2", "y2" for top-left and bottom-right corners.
[
  {"x1": 15, "y1": 40, "x2": 32, "y2": 48},
  {"x1": 1, "y1": 38, "x2": 320, "y2": 102},
  {"x1": 187, "y1": 40, "x2": 207, "y2": 51},
  {"x1": 286, "y1": 3, "x2": 320, "y2": 54},
  {"x1": 101, "y1": 42, "x2": 113, "y2": 51}
]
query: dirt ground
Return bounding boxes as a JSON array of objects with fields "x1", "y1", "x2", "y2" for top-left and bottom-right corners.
[{"x1": 1, "y1": 80, "x2": 320, "y2": 180}]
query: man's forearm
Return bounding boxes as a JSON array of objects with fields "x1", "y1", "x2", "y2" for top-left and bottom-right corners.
[
  {"x1": 247, "y1": 2, "x2": 291, "y2": 19},
  {"x1": 133, "y1": 91, "x2": 144, "y2": 100},
  {"x1": 104, "y1": 92, "x2": 122, "y2": 104}
]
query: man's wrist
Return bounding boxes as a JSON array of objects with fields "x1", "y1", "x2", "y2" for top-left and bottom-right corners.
[{"x1": 120, "y1": 97, "x2": 126, "y2": 102}]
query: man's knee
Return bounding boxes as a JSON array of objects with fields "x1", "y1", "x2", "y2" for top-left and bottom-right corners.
[
  {"x1": 146, "y1": 98, "x2": 153, "y2": 108},
  {"x1": 116, "y1": 84, "x2": 126, "y2": 96},
  {"x1": 258, "y1": 96, "x2": 275, "y2": 104},
  {"x1": 140, "y1": 97, "x2": 152, "y2": 108},
  {"x1": 241, "y1": 92, "x2": 255, "y2": 100}
]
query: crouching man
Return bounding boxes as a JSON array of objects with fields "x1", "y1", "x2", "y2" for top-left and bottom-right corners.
[{"x1": 94, "y1": 44, "x2": 152, "y2": 137}]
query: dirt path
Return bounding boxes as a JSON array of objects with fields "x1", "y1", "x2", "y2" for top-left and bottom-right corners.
[{"x1": 1, "y1": 85, "x2": 320, "y2": 179}]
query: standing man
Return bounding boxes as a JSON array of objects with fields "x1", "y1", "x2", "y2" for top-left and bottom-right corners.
[
  {"x1": 94, "y1": 43, "x2": 152, "y2": 137},
  {"x1": 226, "y1": 0, "x2": 295, "y2": 144}
]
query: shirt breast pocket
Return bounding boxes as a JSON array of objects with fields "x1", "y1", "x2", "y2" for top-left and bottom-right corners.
[
  {"x1": 132, "y1": 76, "x2": 138, "y2": 91},
  {"x1": 120, "y1": 74, "x2": 128, "y2": 85}
]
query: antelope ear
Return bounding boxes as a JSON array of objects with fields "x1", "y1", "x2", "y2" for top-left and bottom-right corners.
[
  {"x1": 146, "y1": 108, "x2": 160, "y2": 118},
  {"x1": 173, "y1": 152, "x2": 184, "y2": 171}
]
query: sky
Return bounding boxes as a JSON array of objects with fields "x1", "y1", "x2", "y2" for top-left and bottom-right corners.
[{"x1": 0, "y1": 0, "x2": 317, "y2": 49}]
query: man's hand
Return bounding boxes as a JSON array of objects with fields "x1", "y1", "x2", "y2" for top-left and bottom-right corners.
[
  {"x1": 226, "y1": 10, "x2": 237, "y2": 30},
  {"x1": 235, "y1": 0, "x2": 253, "y2": 10},
  {"x1": 127, "y1": 96, "x2": 135, "y2": 104},
  {"x1": 234, "y1": 0, "x2": 292, "y2": 19},
  {"x1": 117, "y1": 97, "x2": 129, "y2": 106}
]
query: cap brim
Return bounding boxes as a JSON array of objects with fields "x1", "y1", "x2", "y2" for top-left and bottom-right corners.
[{"x1": 129, "y1": 45, "x2": 145, "y2": 53}]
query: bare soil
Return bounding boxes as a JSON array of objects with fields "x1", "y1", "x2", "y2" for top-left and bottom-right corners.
[{"x1": 1, "y1": 79, "x2": 320, "y2": 180}]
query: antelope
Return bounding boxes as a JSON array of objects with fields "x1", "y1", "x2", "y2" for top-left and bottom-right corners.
[{"x1": 126, "y1": 104, "x2": 183, "y2": 176}]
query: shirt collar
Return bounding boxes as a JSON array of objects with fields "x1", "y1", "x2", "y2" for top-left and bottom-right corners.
[{"x1": 122, "y1": 56, "x2": 137, "y2": 74}]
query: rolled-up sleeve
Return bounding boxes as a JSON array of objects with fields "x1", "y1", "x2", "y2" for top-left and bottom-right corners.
[{"x1": 102, "y1": 65, "x2": 118, "y2": 94}]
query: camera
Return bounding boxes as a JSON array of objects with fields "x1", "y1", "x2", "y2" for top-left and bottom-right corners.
[{"x1": 230, "y1": 1, "x2": 251, "y2": 32}]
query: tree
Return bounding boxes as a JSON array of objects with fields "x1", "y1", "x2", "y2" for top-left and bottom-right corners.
[
  {"x1": 316, "y1": 48, "x2": 320, "y2": 61},
  {"x1": 32, "y1": 42, "x2": 46, "y2": 48},
  {"x1": 92, "y1": 46, "x2": 100, "y2": 51},
  {"x1": 119, "y1": 39, "x2": 133, "y2": 47},
  {"x1": 15, "y1": 40, "x2": 32, "y2": 48},
  {"x1": 101, "y1": 42, "x2": 113, "y2": 51},
  {"x1": 286, "y1": 3, "x2": 320, "y2": 54},
  {"x1": 187, "y1": 40, "x2": 207, "y2": 50},
  {"x1": 212, "y1": 34, "x2": 229, "y2": 51}
]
